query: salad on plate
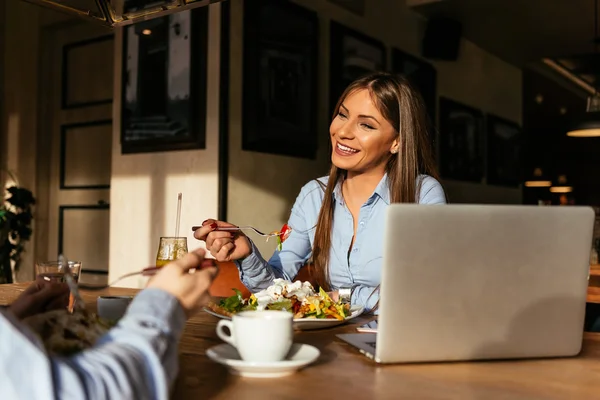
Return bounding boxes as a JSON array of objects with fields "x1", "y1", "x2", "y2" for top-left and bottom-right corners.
[
  {"x1": 23, "y1": 309, "x2": 114, "y2": 356},
  {"x1": 207, "y1": 279, "x2": 351, "y2": 321}
]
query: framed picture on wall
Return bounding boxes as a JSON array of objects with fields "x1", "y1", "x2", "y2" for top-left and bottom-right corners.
[
  {"x1": 486, "y1": 114, "x2": 522, "y2": 187},
  {"x1": 120, "y1": 7, "x2": 208, "y2": 154},
  {"x1": 329, "y1": 21, "x2": 386, "y2": 117},
  {"x1": 438, "y1": 97, "x2": 485, "y2": 183},
  {"x1": 391, "y1": 48, "x2": 437, "y2": 129},
  {"x1": 242, "y1": 0, "x2": 319, "y2": 159}
]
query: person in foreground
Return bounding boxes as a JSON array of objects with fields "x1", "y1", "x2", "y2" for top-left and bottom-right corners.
[
  {"x1": 195, "y1": 72, "x2": 446, "y2": 312},
  {"x1": 0, "y1": 248, "x2": 217, "y2": 400}
]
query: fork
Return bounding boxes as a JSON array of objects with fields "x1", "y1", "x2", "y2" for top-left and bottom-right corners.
[
  {"x1": 60, "y1": 254, "x2": 86, "y2": 312},
  {"x1": 191, "y1": 225, "x2": 283, "y2": 238},
  {"x1": 78, "y1": 266, "x2": 164, "y2": 291},
  {"x1": 79, "y1": 259, "x2": 216, "y2": 291}
]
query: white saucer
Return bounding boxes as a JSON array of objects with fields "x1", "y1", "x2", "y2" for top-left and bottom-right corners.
[{"x1": 206, "y1": 343, "x2": 320, "y2": 378}]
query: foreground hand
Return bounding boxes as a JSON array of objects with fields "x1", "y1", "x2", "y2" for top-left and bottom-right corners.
[
  {"x1": 9, "y1": 278, "x2": 69, "y2": 320},
  {"x1": 193, "y1": 219, "x2": 252, "y2": 262},
  {"x1": 147, "y1": 248, "x2": 219, "y2": 317}
]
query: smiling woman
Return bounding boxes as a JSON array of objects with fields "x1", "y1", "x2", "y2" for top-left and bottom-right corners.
[
  {"x1": 330, "y1": 89, "x2": 400, "y2": 174},
  {"x1": 194, "y1": 72, "x2": 446, "y2": 313}
]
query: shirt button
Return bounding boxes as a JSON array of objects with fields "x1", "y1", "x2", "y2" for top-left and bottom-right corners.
[
  {"x1": 359, "y1": 221, "x2": 365, "y2": 226},
  {"x1": 353, "y1": 248, "x2": 358, "y2": 252}
]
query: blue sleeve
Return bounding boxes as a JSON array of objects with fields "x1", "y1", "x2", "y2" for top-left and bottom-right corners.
[
  {"x1": 0, "y1": 288, "x2": 185, "y2": 400},
  {"x1": 235, "y1": 183, "x2": 316, "y2": 292},
  {"x1": 418, "y1": 176, "x2": 447, "y2": 204},
  {"x1": 351, "y1": 285, "x2": 380, "y2": 314}
]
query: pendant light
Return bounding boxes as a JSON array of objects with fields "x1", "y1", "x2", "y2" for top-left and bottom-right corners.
[
  {"x1": 524, "y1": 167, "x2": 552, "y2": 187},
  {"x1": 566, "y1": 94, "x2": 600, "y2": 137},
  {"x1": 549, "y1": 175, "x2": 573, "y2": 193},
  {"x1": 567, "y1": 0, "x2": 600, "y2": 137}
]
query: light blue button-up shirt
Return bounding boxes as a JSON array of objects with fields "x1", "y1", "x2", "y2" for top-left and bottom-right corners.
[
  {"x1": 0, "y1": 289, "x2": 184, "y2": 400},
  {"x1": 235, "y1": 174, "x2": 446, "y2": 311}
]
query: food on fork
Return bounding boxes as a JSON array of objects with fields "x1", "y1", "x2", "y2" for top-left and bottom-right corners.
[
  {"x1": 207, "y1": 279, "x2": 351, "y2": 320},
  {"x1": 269, "y1": 223, "x2": 292, "y2": 251}
]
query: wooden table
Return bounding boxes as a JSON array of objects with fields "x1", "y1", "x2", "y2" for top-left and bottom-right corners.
[{"x1": 3, "y1": 283, "x2": 600, "y2": 399}]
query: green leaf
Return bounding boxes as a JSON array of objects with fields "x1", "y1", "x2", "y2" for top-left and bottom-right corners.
[
  {"x1": 266, "y1": 298, "x2": 292, "y2": 311},
  {"x1": 219, "y1": 288, "x2": 245, "y2": 313},
  {"x1": 241, "y1": 303, "x2": 257, "y2": 311}
]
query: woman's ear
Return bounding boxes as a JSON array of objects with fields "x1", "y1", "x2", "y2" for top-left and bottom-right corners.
[{"x1": 390, "y1": 139, "x2": 399, "y2": 154}]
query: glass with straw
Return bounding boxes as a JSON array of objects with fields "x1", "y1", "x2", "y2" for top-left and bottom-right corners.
[
  {"x1": 35, "y1": 259, "x2": 82, "y2": 311},
  {"x1": 156, "y1": 193, "x2": 188, "y2": 267}
]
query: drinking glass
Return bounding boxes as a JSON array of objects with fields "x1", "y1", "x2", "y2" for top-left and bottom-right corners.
[
  {"x1": 35, "y1": 260, "x2": 82, "y2": 311},
  {"x1": 155, "y1": 237, "x2": 188, "y2": 267}
]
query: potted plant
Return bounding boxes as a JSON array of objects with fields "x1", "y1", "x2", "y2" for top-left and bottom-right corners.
[{"x1": 0, "y1": 175, "x2": 35, "y2": 284}]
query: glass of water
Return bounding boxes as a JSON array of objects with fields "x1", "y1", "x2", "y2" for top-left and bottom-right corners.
[{"x1": 36, "y1": 260, "x2": 82, "y2": 311}]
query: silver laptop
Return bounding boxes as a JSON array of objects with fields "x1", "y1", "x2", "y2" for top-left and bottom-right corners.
[{"x1": 338, "y1": 204, "x2": 595, "y2": 363}]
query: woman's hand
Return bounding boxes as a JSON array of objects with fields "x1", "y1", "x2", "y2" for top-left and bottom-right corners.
[
  {"x1": 192, "y1": 219, "x2": 252, "y2": 262},
  {"x1": 328, "y1": 291, "x2": 340, "y2": 302},
  {"x1": 146, "y1": 248, "x2": 219, "y2": 317},
  {"x1": 8, "y1": 278, "x2": 69, "y2": 320}
]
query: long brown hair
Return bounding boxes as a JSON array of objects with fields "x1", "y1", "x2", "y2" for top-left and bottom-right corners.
[{"x1": 310, "y1": 72, "x2": 440, "y2": 293}]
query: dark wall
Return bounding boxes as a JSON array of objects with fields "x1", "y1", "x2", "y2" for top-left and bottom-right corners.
[{"x1": 522, "y1": 69, "x2": 600, "y2": 205}]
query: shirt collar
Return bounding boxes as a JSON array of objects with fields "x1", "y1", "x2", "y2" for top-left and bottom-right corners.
[
  {"x1": 332, "y1": 174, "x2": 390, "y2": 206},
  {"x1": 374, "y1": 174, "x2": 390, "y2": 205}
]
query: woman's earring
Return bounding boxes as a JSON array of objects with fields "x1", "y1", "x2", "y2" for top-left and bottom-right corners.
[{"x1": 391, "y1": 148, "x2": 398, "y2": 154}]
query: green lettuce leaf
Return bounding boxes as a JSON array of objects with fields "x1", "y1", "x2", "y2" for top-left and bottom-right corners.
[
  {"x1": 266, "y1": 298, "x2": 293, "y2": 311},
  {"x1": 219, "y1": 289, "x2": 245, "y2": 312},
  {"x1": 242, "y1": 303, "x2": 257, "y2": 311}
]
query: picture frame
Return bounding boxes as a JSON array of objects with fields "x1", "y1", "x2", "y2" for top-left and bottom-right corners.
[
  {"x1": 438, "y1": 97, "x2": 485, "y2": 183},
  {"x1": 60, "y1": 120, "x2": 112, "y2": 190},
  {"x1": 58, "y1": 204, "x2": 110, "y2": 274},
  {"x1": 62, "y1": 35, "x2": 114, "y2": 110},
  {"x1": 242, "y1": 0, "x2": 319, "y2": 159},
  {"x1": 329, "y1": 21, "x2": 387, "y2": 117},
  {"x1": 391, "y1": 48, "x2": 437, "y2": 130},
  {"x1": 120, "y1": 7, "x2": 208, "y2": 154},
  {"x1": 486, "y1": 114, "x2": 523, "y2": 187}
]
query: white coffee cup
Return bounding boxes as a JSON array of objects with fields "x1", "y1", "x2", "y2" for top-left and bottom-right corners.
[
  {"x1": 216, "y1": 310, "x2": 293, "y2": 362},
  {"x1": 97, "y1": 296, "x2": 133, "y2": 321}
]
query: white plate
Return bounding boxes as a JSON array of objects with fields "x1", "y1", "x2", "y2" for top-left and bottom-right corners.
[
  {"x1": 206, "y1": 343, "x2": 320, "y2": 378},
  {"x1": 202, "y1": 305, "x2": 364, "y2": 330}
]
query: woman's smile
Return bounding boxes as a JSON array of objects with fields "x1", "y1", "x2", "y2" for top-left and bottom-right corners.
[{"x1": 334, "y1": 141, "x2": 360, "y2": 156}]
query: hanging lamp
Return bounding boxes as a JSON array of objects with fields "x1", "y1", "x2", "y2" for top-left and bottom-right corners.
[
  {"x1": 524, "y1": 167, "x2": 552, "y2": 187},
  {"x1": 549, "y1": 174, "x2": 573, "y2": 193},
  {"x1": 567, "y1": 94, "x2": 600, "y2": 137}
]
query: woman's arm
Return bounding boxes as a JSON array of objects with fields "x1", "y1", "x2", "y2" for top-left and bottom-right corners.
[
  {"x1": 1, "y1": 289, "x2": 184, "y2": 400},
  {"x1": 235, "y1": 183, "x2": 316, "y2": 292}
]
